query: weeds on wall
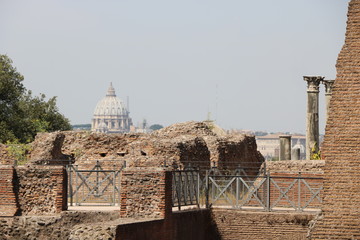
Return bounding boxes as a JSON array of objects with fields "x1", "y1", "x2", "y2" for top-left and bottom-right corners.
[
  {"x1": 72, "y1": 148, "x2": 83, "y2": 160},
  {"x1": 6, "y1": 141, "x2": 32, "y2": 165},
  {"x1": 311, "y1": 143, "x2": 321, "y2": 160}
]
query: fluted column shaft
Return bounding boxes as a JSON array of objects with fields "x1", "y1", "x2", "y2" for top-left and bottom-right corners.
[
  {"x1": 304, "y1": 76, "x2": 323, "y2": 160},
  {"x1": 322, "y1": 80, "x2": 335, "y2": 125}
]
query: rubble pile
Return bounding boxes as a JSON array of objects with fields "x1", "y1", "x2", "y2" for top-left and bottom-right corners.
[{"x1": 154, "y1": 121, "x2": 264, "y2": 171}]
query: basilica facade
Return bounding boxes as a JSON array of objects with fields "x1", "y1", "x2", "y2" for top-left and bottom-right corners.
[{"x1": 91, "y1": 83, "x2": 133, "y2": 133}]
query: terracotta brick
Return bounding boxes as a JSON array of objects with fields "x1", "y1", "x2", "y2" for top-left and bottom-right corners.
[{"x1": 311, "y1": 0, "x2": 360, "y2": 238}]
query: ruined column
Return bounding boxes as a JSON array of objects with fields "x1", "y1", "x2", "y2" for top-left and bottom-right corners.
[
  {"x1": 291, "y1": 148, "x2": 300, "y2": 160},
  {"x1": 279, "y1": 135, "x2": 291, "y2": 160},
  {"x1": 304, "y1": 76, "x2": 323, "y2": 160},
  {"x1": 322, "y1": 80, "x2": 335, "y2": 124}
]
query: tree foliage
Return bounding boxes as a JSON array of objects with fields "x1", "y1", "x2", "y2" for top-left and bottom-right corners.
[
  {"x1": 0, "y1": 54, "x2": 71, "y2": 143},
  {"x1": 149, "y1": 124, "x2": 164, "y2": 131}
]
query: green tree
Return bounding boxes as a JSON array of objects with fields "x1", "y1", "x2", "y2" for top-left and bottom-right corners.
[
  {"x1": 0, "y1": 54, "x2": 71, "y2": 143},
  {"x1": 0, "y1": 55, "x2": 26, "y2": 142},
  {"x1": 149, "y1": 124, "x2": 164, "y2": 131},
  {"x1": 20, "y1": 92, "x2": 71, "y2": 133}
]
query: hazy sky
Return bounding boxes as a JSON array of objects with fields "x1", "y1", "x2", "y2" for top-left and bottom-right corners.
[{"x1": 1, "y1": 0, "x2": 348, "y2": 133}]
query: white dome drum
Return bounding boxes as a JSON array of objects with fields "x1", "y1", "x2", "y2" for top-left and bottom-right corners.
[{"x1": 91, "y1": 83, "x2": 133, "y2": 133}]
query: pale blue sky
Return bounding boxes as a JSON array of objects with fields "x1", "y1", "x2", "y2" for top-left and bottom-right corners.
[{"x1": 0, "y1": 0, "x2": 349, "y2": 133}]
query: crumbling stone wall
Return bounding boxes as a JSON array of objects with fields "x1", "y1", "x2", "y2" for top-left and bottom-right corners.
[
  {"x1": 39, "y1": 130, "x2": 211, "y2": 169},
  {"x1": 0, "y1": 144, "x2": 15, "y2": 165},
  {"x1": 311, "y1": 0, "x2": 360, "y2": 239},
  {"x1": 0, "y1": 165, "x2": 67, "y2": 216},
  {"x1": 264, "y1": 160, "x2": 324, "y2": 174},
  {"x1": 30, "y1": 132, "x2": 68, "y2": 165},
  {"x1": 0, "y1": 211, "x2": 120, "y2": 240},
  {"x1": 0, "y1": 163, "x2": 322, "y2": 240},
  {"x1": 153, "y1": 122, "x2": 264, "y2": 170},
  {"x1": 29, "y1": 121, "x2": 263, "y2": 172},
  {"x1": 16, "y1": 165, "x2": 67, "y2": 215},
  {"x1": 120, "y1": 168, "x2": 172, "y2": 219}
]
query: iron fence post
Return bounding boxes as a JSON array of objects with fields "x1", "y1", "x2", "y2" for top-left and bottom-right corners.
[
  {"x1": 206, "y1": 170, "x2": 209, "y2": 208},
  {"x1": 75, "y1": 165, "x2": 78, "y2": 206},
  {"x1": 197, "y1": 171, "x2": 200, "y2": 208},
  {"x1": 96, "y1": 160, "x2": 100, "y2": 197},
  {"x1": 211, "y1": 175, "x2": 215, "y2": 203},
  {"x1": 236, "y1": 177, "x2": 239, "y2": 208},
  {"x1": 266, "y1": 171, "x2": 270, "y2": 211},
  {"x1": 178, "y1": 172, "x2": 181, "y2": 211},
  {"x1": 298, "y1": 172, "x2": 301, "y2": 211},
  {"x1": 68, "y1": 165, "x2": 73, "y2": 206},
  {"x1": 112, "y1": 171, "x2": 115, "y2": 206}
]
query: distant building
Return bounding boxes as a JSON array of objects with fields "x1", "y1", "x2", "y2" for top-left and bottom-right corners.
[
  {"x1": 91, "y1": 83, "x2": 133, "y2": 133},
  {"x1": 227, "y1": 129, "x2": 254, "y2": 135},
  {"x1": 256, "y1": 133, "x2": 306, "y2": 160}
]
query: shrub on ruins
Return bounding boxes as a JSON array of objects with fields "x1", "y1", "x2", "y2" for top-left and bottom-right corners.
[
  {"x1": 6, "y1": 140, "x2": 32, "y2": 165},
  {"x1": 0, "y1": 54, "x2": 71, "y2": 143},
  {"x1": 311, "y1": 143, "x2": 321, "y2": 160}
]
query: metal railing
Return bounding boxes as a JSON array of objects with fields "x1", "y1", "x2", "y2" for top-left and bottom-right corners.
[
  {"x1": 172, "y1": 170, "x2": 200, "y2": 210},
  {"x1": 66, "y1": 160, "x2": 125, "y2": 206},
  {"x1": 206, "y1": 173, "x2": 323, "y2": 212}
]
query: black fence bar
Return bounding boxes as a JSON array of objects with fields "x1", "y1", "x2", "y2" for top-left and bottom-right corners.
[{"x1": 172, "y1": 170, "x2": 200, "y2": 210}]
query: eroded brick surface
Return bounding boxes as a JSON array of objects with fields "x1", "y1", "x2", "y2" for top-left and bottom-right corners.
[
  {"x1": 27, "y1": 121, "x2": 263, "y2": 171},
  {"x1": 120, "y1": 168, "x2": 172, "y2": 219},
  {"x1": 311, "y1": 0, "x2": 360, "y2": 238},
  {"x1": 0, "y1": 165, "x2": 67, "y2": 216},
  {"x1": 0, "y1": 165, "x2": 17, "y2": 216}
]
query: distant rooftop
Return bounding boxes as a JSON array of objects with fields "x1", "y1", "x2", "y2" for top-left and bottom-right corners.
[{"x1": 256, "y1": 133, "x2": 305, "y2": 139}]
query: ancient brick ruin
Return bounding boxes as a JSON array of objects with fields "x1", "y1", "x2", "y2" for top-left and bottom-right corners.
[
  {"x1": 28, "y1": 121, "x2": 263, "y2": 173},
  {"x1": 0, "y1": 165, "x2": 67, "y2": 217},
  {"x1": 1, "y1": 0, "x2": 359, "y2": 235},
  {"x1": 1, "y1": 120, "x2": 323, "y2": 239},
  {"x1": 311, "y1": 0, "x2": 360, "y2": 238}
]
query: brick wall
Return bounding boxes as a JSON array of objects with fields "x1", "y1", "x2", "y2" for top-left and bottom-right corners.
[
  {"x1": 212, "y1": 209, "x2": 315, "y2": 240},
  {"x1": 118, "y1": 168, "x2": 219, "y2": 239},
  {"x1": 0, "y1": 165, "x2": 67, "y2": 216},
  {"x1": 16, "y1": 165, "x2": 67, "y2": 215},
  {"x1": 115, "y1": 219, "x2": 168, "y2": 240},
  {"x1": 171, "y1": 209, "x2": 220, "y2": 240},
  {"x1": 68, "y1": 209, "x2": 219, "y2": 240},
  {"x1": 216, "y1": 135, "x2": 263, "y2": 173},
  {"x1": 265, "y1": 160, "x2": 324, "y2": 174},
  {"x1": 0, "y1": 211, "x2": 120, "y2": 240},
  {"x1": 114, "y1": 209, "x2": 218, "y2": 240},
  {"x1": 311, "y1": 0, "x2": 360, "y2": 238},
  {"x1": 120, "y1": 168, "x2": 172, "y2": 218},
  {"x1": 33, "y1": 121, "x2": 263, "y2": 171},
  {"x1": 259, "y1": 160, "x2": 324, "y2": 210},
  {"x1": 1, "y1": 165, "x2": 322, "y2": 239},
  {"x1": 268, "y1": 173, "x2": 323, "y2": 210},
  {"x1": 0, "y1": 165, "x2": 18, "y2": 216}
]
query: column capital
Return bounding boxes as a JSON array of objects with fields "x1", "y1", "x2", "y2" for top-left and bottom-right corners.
[
  {"x1": 322, "y1": 80, "x2": 335, "y2": 95},
  {"x1": 303, "y1": 76, "x2": 324, "y2": 92}
]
